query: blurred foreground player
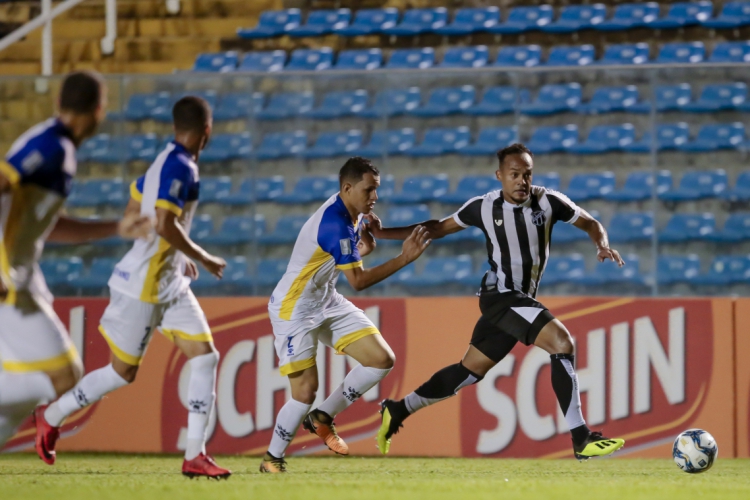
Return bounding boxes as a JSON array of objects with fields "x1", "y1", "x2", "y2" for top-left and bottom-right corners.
[
  {"x1": 371, "y1": 144, "x2": 626, "y2": 460},
  {"x1": 36, "y1": 96, "x2": 231, "y2": 478},
  {"x1": 260, "y1": 157, "x2": 431, "y2": 473},
  {"x1": 0, "y1": 71, "x2": 151, "y2": 449}
]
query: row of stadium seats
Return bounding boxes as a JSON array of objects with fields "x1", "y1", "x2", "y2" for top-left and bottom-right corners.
[
  {"x1": 121, "y1": 81, "x2": 750, "y2": 123},
  {"x1": 237, "y1": 3, "x2": 750, "y2": 40},
  {"x1": 194, "y1": 41, "x2": 750, "y2": 72},
  {"x1": 39, "y1": 252, "x2": 750, "y2": 292},
  {"x1": 78, "y1": 122, "x2": 750, "y2": 164}
]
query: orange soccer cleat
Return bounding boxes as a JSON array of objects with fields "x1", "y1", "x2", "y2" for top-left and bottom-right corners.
[
  {"x1": 302, "y1": 409, "x2": 349, "y2": 456},
  {"x1": 259, "y1": 452, "x2": 287, "y2": 473},
  {"x1": 182, "y1": 453, "x2": 231, "y2": 479},
  {"x1": 32, "y1": 404, "x2": 60, "y2": 465}
]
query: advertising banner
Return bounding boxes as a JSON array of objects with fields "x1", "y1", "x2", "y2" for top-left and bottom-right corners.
[{"x1": 735, "y1": 299, "x2": 749, "y2": 458}]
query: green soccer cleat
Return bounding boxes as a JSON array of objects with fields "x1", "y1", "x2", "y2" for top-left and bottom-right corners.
[
  {"x1": 574, "y1": 431, "x2": 625, "y2": 461},
  {"x1": 376, "y1": 399, "x2": 404, "y2": 455}
]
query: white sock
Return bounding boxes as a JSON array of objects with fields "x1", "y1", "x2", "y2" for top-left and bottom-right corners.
[
  {"x1": 0, "y1": 402, "x2": 36, "y2": 448},
  {"x1": 0, "y1": 372, "x2": 56, "y2": 407},
  {"x1": 44, "y1": 364, "x2": 128, "y2": 427},
  {"x1": 184, "y1": 352, "x2": 218, "y2": 460},
  {"x1": 267, "y1": 398, "x2": 311, "y2": 458},
  {"x1": 317, "y1": 365, "x2": 391, "y2": 418}
]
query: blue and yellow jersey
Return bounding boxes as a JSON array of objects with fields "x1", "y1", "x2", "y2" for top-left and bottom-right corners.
[
  {"x1": 108, "y1": 141, "x2": 200, "y2": 304},
  {"x1": 269, "y1": 194, "x2": 362, "y2": 321},
  {"x1": 0, "y1": 118, "x2": 77, "y2": 305}
]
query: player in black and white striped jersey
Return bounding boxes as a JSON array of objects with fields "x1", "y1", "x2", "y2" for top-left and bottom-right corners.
[{"x1": 369, "y1": 143, "x2": 626, "y2": 460}]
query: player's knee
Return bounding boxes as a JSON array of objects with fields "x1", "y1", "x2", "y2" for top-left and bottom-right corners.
[
  {"x1": 293, "y1": 380, "x2": 318, "y2": 405},
  {"x1": 113, "y1": 362, "x2": 139, "y2": 384},
  {"x1": 555, "y1": 331, "x2": 575, "y2": 355},
  {"x1": 372, "y1": 349, "x2": 395, "y2": 370},
  {"x1": 48, "y1": 361, "x2": 82, "y2": 396}
]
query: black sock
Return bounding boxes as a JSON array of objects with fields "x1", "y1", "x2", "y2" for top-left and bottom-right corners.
[
  {"x1": 550, "y1": 353, "x2": 589, "y2": 444},
  {"x1": 401, "y1": 362, "x2": 484, "y2": 415}
]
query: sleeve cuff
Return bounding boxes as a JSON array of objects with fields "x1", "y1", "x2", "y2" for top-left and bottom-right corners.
[
  {"x1": 155, "y1": 199, "x2": 183, "y2": 216},
  {"x1": 451, "y1": 213, "x2": 469, "y2": 228},
  {"x1": 565, "y1": 207, "x2": 581, "y2": 225},
  {"x1": 0, "y1": 160, "x2": 21, "y2": 186},
  {"x1": 130, "y1": 181, "x2": 143, "y2": 202},
  {"x1": 336, "y1": 261, "x2": 363, "y2": 270}
]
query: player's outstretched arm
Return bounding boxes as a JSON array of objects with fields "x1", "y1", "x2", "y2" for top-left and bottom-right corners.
[
  {"x1": 48, "y1": 198, "x2": 152, "y2": 244},
  {"x1": 342, "y1": 226, "x2": 431, "y2": 291},
  {"x1": 365, "y1": 212, "x2": 464, "y2": 241},
  {"x1": 155, "y1": 207, "x2": 226, "y2": 278},
  {"x1": 573, "y1": 209, "x2": 625, "y2": 267}
]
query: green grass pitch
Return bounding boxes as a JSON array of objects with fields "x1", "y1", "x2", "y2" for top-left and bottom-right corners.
[{"x1": 1, "y1": 454, "x2": 749, "y2": 500}]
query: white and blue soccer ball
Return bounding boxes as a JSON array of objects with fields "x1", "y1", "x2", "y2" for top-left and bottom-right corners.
[{"x1": 673, "y1": 429, "x2": 718, "y2": 473}]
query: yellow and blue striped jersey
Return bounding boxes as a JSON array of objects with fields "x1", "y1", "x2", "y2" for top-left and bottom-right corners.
[
  {"x1": 108, "y1": 141, "x2": 200, "y2": 304},
  {"x1": 269, "y1": 194, "x2": 363, "y2": 321}
]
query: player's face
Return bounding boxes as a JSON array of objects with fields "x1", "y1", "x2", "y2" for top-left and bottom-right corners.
[
  {"x1": 497, "y1": 153, "x2": 533, "y2": 204},
  {"x1": 347, "y1": 173, "x2": 380, "y2": 214},
  {"x1": 199, "y1": 119, "x2": 213, "y2": 152}
]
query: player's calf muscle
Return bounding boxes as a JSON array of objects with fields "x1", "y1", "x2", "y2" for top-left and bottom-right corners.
[{"x1": 46, "y1": 362, "x2": 83, "y2": 396}]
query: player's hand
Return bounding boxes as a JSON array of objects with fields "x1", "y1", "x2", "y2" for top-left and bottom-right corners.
[
  {"x1": 201, "y1": 254, "x2": 226, "y2": 279},
  {"x1": 358, "y1": 225, "x2": 376, "y2": 257},
  {"x1": 184, "y1": 259, "x2": 199, "y2": 280},
  {"x1": 597, "y1": 246, "x2": 625, "y2": 267},
  {"x1": 400, "y1": 226, "x2": 431, "y2": 263},
  {"x1": 363, "y1": 212, "x2": 383, "y2": 238},
  {"x1": 117, "y1": 212, "x2": 154, "y2": 240}
]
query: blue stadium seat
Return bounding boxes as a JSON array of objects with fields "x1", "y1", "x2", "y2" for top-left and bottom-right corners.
[
  {"x1": 543, "y1": 254, "x2": 585, "y2": 285},
  {"x1": 255, "y1": 258, "x2": 290, "y2": 286},
  {"x1": 690, "y1": 256, "x2": 750, "y2": 286},
  {"x1": 660, "y1": 170, "x2": 728, "y2": 201},
  {"x1": 224, "y1": 176, "x2": 285, "y2": 205},
  {"x1": 488, "y1": 6, "x2": 553, "y2": 34},
  {"x1": 386, "y1": 48, "x2": 435, "y2": 69},
  {"x1": 441, "y1": 225, "x2": 486, "y2": 246},
  {"x1": 381, "y1": 8, "x2": 448, "y2": 36},
  {"x1": 660, "y1": 213, "x2": 716, "y2": 242},
  {"x1": 654, "y1": 84, "x2": 692, "y2": 111},
  {"x1": 574, "y1": 255, "x2": 643, "y2": 286},
  {"x1": 681, "y1": 83, "x2": 747, "y2": 112},
  {"x1": 40, "y1": 258, "x2": 84, "y2": 287},
  {"x1": 307, "y1": 90, "x2": 369, "y2": 119},
  {"x1": 545, "y1": 45, "x2": 595, "y2": 66},
  {"x1": 596, "y1": 43, "x2": 650, "y2": 65},
  {"x1": 565, "y1": 172, "x2": 616, "y2": 201},
  {"x1": 201, "y1": 133, "x2": 252, "y2": 163},
  {"x1": 68, "y1": 178, "x2": 126, "y2": 207},
  {"x1": 255, "y1": 91, "x2": 314, "y2": 120},
  {"x1": 678, "y1": 123, "x2": 746, "y2": 152},
  {"x1": 708, "y1": 213, "x2": 750, "y2": 242},
  {"x1": 287, "y1": 9, "x2": 350, "y2": 37},
  {"x1": 568, "y1": 124, "x2": 636, "y2": 154},
  {"x1": 702, "y1": 2, "x2": 750, "y2": 29},
  {"x1": 356, "y1": 128, "x2": 416, "y2": 157},
  {"x1": 460, "y1": 127, "x2": 518, "y2": 156},
  {"x1": 77, "y1": 134, "x2": 110, "y2": 162},
  {"x1": 520, "y1": 83, "x2": 582, "y2": 115},
  {"x1": 198, "y1": 177, "x2": 232, "y2": 204},
  {"x1": 709, "y1": 41, "x2": 750, "y2": 62},
  {"x1": 284, "y1": 48, "x2": 333, "y2": 71},
  {"x1": 606, "y1": 170, "x2": 672, "y2": 202},
  {"x1": 385, "y1": 205, "x2": 431, "y2": 227},
  {"x1": 405, "y1": 127, "x2": 470, "y2": 156},
  {"x1": 334, "y1": 49, "x2": 382, "y2": 70},
  {"x1": 391, "y1": 175, "x2": 450, "y2": 204},
  {"x1": 237, "y1": 9, "x2": 301, "y2": 39},
  {"x1": 258, "y1": 216, "x2": 309, "y2": 245},
  {"x1": 526, "y1": 125, "x2": 578, "y2": 154},
  {"x1": 238, "y1": 51, "x2": 286, "y2": 72},
  {"x1": 434, "y1": 7, "x2": 500, "y2": 35},
  {"x1": 202, "y1": 215, "x2": 266, "y2": 245},
  {"x1": 464, "y1": 87, "x2": 529, "y2": 115},
  {"x1": 76, "y1": 257, "x2": 119, "y2": 291},
  {"x1": 214, "y1": 92, "x2": 265, "y2": 121},
  {"x1": 358, "y1": 87, "x2": 421, "y2": 118},
  {"x1": 409, "y1": 86, "x2": 475, "y2": 117},
  {"x1": 376, "y1": 175, "x2": 396, "y2": 202},
  {"x1": 657, "y1": 255, "x2": 701, "y2": 285},
  {"x1": 401, "y1": 256, "x2": 474, "y2": 287},
  {"x1": 90, "y1": 134, "x2": 159, "y2": 163},
  {"x1": 646, "y1": 1, "x2": 713, "y2": 29},
  {"x1": 189, "y1": 215, "x2": 214, "y2": 243},
  {"x1": 596, "y1": 2, "x2": 660, "y2": 31},
  {"x1": 541, "y1": 4, "x2": 607, "y2": 33},
  {"x1": 575, "y1": 85, "x2": 650, "y2": 114},
  {"x1": 553, "y1": 211, "x2": 599, "y2": 244},
  {"x1": 192, "y1": 256, "x2": 251, "y2": 293},
  {"x1": 390, "y1": 262, "x2": 418, "y2": 287},
  {"x1": 254, "y1": 131, "x2": 307, "y2": 160},
  {"x1": 193, "y1": 51, "x2": 237, "y2": 72},
  {"x1": 608, "y1": 212, "x2": 654, "y2": 243},
  {"x1": 722, "y1": 172, "x2": 750, "y2": 203},
  {"x1": 534, "y1": 173, "x2": 561, "y2": 190},
  {"x1": 302, "y1": 130, "x2": 362, "y2": 159},
  {"x1": 624, "y1": 123, "x2": 690, "y2": 152},
  {"x1": 275, "y1": 176, "x2": 339, "y2": 204},
  {"x1": 335, "y1": 8, "x2": 399, "y2": 36},
  {"x1": 655, "y1": 42, "x2": 706, "y2": 64},
  {"x1": 493, "y1": 45, "x2": 542, "y2": 67},
  {"x1": 439, "y1": 46, "x2": 489, "y2": 68},
  {"x1": 439, "y1": 175, "x2": 498, "y2": 204},
  {"x1": 124, "y1": 92, "x2": 171, "y2": 121}
]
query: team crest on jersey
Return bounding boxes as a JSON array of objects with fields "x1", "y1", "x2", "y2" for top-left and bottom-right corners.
[
  {"x1": 340, "y1": 238, "x2": 352, "y2": 255},
  {"x1": 531, "y1": 210, "x2": 547, "y2": 226}
]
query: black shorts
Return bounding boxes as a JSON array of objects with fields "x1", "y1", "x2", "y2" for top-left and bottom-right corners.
[{"x1": 470, "y1": 290, "x2": 555, "y2": 363}]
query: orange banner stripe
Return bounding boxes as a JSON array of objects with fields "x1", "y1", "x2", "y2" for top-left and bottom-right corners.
[{"x1": 557, "y1": 298, "x2": 635, "y2": 322}]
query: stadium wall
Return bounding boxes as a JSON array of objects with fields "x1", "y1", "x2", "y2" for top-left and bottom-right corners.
[{"x1": 2, "y1": 296, "x2": 742, "y2": 459}]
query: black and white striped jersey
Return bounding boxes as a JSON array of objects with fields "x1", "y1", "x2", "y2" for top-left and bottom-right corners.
[{"x1": 451, "y1": 185, "x2": 582, "y2": 298}]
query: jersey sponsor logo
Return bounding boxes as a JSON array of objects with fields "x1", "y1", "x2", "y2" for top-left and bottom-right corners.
[
  {"x1": 340, "y1": 238, "x2": 352, "y2": 255},
  {"x1": 495, "y1": 219, "x2": 503, "y2": 226},
  {"x1": 113, "y1": 267, "x2": 130, "y2": 281},
  {"x1": 169, "y1": 179, "x2": 183, "y2": 198},
  {"x1": 531, "y1": 210, "x2": 547, "y2": 227},
  {"x1": 21, "y1": 150, "x2": 43, "y2": 173}
]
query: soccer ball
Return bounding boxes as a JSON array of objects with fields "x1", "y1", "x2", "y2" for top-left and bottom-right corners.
[{"x1": 672, "y1": 429, "x2": 718, "y2": 473}]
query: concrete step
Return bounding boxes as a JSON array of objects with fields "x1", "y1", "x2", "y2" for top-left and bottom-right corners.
[{"x1": 60, "y1": 0, "x2": 277, "y2": 20}]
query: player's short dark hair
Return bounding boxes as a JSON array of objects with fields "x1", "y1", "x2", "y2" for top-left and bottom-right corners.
[
  {"x1": 172, "y1": 96, "x2": 212, "y2": 133},
  {"x1": 497, "y1": 143, "x2": 533, "y2": 168},
  {"x1": 339, "y1": 157, "x2": 380, "y2": 186},
  {"x1": 59, "y1": 71, "x2": 104, "y2": 114}
]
